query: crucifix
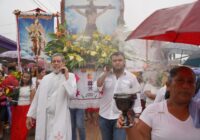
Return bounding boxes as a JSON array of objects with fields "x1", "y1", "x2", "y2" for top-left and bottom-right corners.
[{"x1": 68, "y1": 0, "x2": 115, "y2": 36}]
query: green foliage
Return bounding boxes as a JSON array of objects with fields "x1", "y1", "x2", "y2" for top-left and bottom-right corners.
[{"x1": 45, "y1": 24, "x2": 118, "y2": 71}]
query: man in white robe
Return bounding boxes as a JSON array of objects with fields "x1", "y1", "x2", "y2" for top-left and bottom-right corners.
[{"x1": 26, "y1": 53, "x2": 77, "y2": 140}]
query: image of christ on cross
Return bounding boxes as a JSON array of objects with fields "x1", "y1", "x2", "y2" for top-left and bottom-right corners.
[{"x1": 68, "y1": 0, "x2": 115, "y2": 36}]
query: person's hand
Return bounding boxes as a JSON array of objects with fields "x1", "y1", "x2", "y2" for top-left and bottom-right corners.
[
  {"x1": 117, "y1": 114, "x2": 125, "y2": 128},
  {"x1": 117, "y1": 113, "x2": 133, "y2": 128},
  {"x1": 117, "y1": 112, "x2": 139, "y2": 128},
  {"x1": 26, "y1": 117, "x2": 36, "y2": 130},
  {"x1": 144, "y1": 90, "x2": 151, "y2": 97},
  {"x1": 103, "y1": 65, "x2": 111, "y2": 73},
  {"x1": 60, "y1": 66, "x2": 69, "y2": 80}
]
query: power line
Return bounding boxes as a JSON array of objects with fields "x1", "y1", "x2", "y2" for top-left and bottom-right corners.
[
  {"x1": 32, "y1": 0, "x2": 46, "y2": 11},
  {"x1": 35, "y1": 0, "x2": 53, "y2": 12}
]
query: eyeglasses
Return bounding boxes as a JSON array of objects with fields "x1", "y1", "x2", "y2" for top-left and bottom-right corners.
[{"x1": 52, "y1": 60, "x2": 62, "y2": 64}]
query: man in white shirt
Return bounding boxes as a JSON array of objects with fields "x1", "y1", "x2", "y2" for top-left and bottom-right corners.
[
  {"x1": 143, "y1": 78, "x2": 158, "y2": 107},
  {"x1": 26, "y1": 53, "x2": 77, "y2": 140},
  {"x1": 97, "y1": 51, "x2": 142, "y2": 140}
]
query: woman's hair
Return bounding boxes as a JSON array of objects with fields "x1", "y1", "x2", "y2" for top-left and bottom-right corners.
[
  {"x1": 168, "y1": 66, "x2": 195, "y2": 83},
  {"x1": 164, "y1": 90, "x2": 170, "y2": 99},
  {"x1": 20, "y1": 71, "x2": 32, "y2": 86},
  {"x1": 166, "y1": 66, "x2": 195, "y2": 99}
]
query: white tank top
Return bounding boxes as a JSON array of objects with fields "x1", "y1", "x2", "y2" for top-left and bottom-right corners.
[{"x1": 18, "y1": 86, "x2": 31, "y2": 106}]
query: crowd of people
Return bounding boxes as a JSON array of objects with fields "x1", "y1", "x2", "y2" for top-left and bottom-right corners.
[
  {"x1": 0, "y1": 62, "x2": 46, "y2": 140},
  {"x1": 0, "y1": 51, "x2": 200, "y2": 140}
]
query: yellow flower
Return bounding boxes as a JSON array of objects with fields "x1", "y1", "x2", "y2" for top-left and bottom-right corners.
[
  {"x1": 104, "y1": 35, "x2": 111, "y2": 41},
  {"x1": 66, "y1": 41, "x2": 72, "y2": 47},
  {"x1": 63, "y1": 46, "x2": 67, "y2": 52},
  {"x1": 90, "y1": 51, "x2": 97, "y2": 56},
  {"x1": 96, "y1": 45, "x2": 100, "y2": 50},
  {"x1": 11, "y1": 71, "x2": 21, "y2": 80},
  {"x1": 69, "y1": 55, "x2": 74, "y2": 60},
  {"x1": 45, "y1": 26, "x2": 119, "y2": 70},
  {"x1": 75, "y1": 55, "x2": 84, "y2": 62},
  {"x1": 86, "y1": 50, "x2": 90, "y2": 54},
  {"x1": 92, "y1": 32, "x2": 99, "y2": 39},
  {"x1": 98, "y1": 58, "x2": 104, "y2": 63},
  {"x1": 48, "y1": 51, "x2": 52, "y2": 55},
  {"x1": 72, "y1": 35, "x2": 77, "y2": 40},
  {"x1": 73, "y1": 46, "x2": 81, "y2": 52},
  {"x1": 101, "y1": 52, "x2": 107, "y2": 57},
  {"x1": 5, "y1": 88, "x2": 10, "y2": 95}
]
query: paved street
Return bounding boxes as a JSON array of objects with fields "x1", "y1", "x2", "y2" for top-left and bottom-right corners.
[
  {"x1": 2, "y1": 129, "x2": 34, "y2": 140},
  {"x1": 2, "y1": 113, "x2": 101, "y2": 140}
]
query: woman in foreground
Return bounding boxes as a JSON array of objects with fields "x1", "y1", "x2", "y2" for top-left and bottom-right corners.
[{"x1": 118, "y1": 66, "x2": 200, "y2": 140}]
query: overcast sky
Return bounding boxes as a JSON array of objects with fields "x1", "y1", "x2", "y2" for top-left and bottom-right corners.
[{"x1": 0, "y1": 0, "x2": 196, "y2": 41}]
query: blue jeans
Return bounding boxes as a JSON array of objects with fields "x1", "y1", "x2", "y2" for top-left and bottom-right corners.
[
  {"x1": 99, "y1": 116, "x2": 126, "y2": 140},
  {"x1": 70, "y1": 109, "x2": 86, "y2": 140}
]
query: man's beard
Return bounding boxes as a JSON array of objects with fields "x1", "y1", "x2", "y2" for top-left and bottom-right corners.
[{"x1": 113, "y1": 67, "x2": 124, "y2": 73}]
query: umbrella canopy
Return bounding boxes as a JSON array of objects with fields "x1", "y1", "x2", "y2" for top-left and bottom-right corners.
[
  {"x1": 0, "y1": 50, "x2": 35, "y2": 63},
  {"x1": 126, "y1": 0, "x2": 200, "y2": 45}
]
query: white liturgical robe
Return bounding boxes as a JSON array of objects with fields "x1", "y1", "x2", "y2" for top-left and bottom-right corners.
[{"x1": 27, "y1": 72, "x2": 77, "y2": 140}]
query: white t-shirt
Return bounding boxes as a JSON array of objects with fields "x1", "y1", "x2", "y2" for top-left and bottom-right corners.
[
  {"x1": 140, "y1": 101, "x2": 200, "y2": 140},
  {"x1": 99, "y1": 70, "x2": 142, "y2": 120},
  {"x1": 18, "y1": 86, "x2": 31, "y2": 105}
]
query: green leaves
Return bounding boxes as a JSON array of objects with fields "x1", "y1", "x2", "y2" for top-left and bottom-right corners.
[{"x1": 45, "y1": 24, "x2": 118, "y2": 71}]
